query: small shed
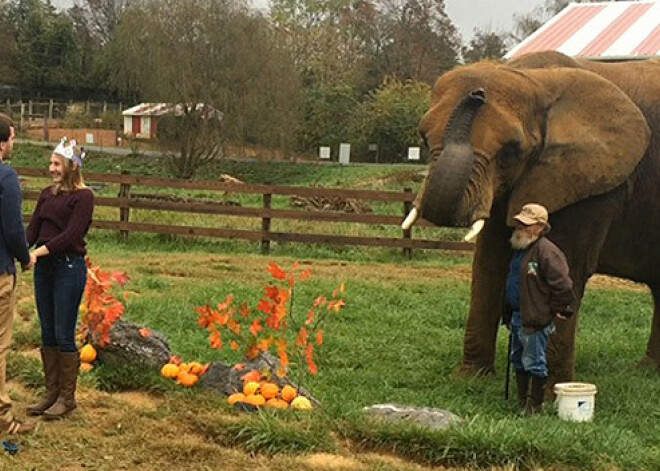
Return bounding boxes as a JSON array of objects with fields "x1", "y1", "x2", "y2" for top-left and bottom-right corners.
[
  {"x1": 122, "y1": 103, "x2": 222, "y2": 140},
  {"x1": 505, "y1": 0, "x2": 660, "y2": 61},
  {"x1": 122, "y1": 103, "x2": 173, "y2": 139}
]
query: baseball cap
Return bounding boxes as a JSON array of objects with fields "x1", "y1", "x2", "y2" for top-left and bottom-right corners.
[{"x1": 513, "y1": 203, "x2": 550, "y2": 228}]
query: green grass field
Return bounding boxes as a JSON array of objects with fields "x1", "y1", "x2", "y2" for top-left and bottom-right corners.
[{"x1": 3, "y1": 144, "x2": 660, "y2": 470}]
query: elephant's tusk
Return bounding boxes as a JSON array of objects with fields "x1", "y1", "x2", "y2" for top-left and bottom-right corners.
[
  {"x1": 401, "y1": 207, "x2": 419, "y2": 230},
  {"x1": 463, "y1": 219, "x2": 485, "y2": 242}
]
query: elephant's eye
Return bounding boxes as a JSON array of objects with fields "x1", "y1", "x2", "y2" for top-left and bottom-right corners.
[
  {"x1": 419, "y1": 132, "x2": 429, "y2": 150},
  {"x1": 497, "y1": 142, "x2": 521, "y2": 171}
]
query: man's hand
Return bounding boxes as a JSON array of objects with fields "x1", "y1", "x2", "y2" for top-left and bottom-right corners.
[{"x1": 556, "y1": 313, "x2": 568, "y2": 320}]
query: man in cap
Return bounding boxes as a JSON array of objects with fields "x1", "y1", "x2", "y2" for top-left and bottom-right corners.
[{"x1": 503, "y1": 203, "x2": 575, "y2": 414}]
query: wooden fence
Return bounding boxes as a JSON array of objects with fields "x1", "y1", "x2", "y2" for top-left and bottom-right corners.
[{"x1": 16, "y1": 167, "x2": 473, "y2": 257}]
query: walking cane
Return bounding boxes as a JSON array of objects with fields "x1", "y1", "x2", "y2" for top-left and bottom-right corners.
[{"x1": 504, "y1": 328, "x2": 512, "y2": 400}]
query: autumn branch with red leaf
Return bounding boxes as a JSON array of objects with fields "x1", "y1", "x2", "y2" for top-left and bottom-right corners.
[
  {"x1": 195, "y1": 262, "x2": 345, "y2": 383},
  {"x1": 79, "y1": 259, "x2": 130, "y2": 348}
]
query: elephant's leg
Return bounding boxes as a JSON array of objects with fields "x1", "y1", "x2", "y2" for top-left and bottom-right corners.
[
  {"x1": 460, "y1": 209, "x2": 511, "y2": 375},
  {"x1": 546, "y1": 280, "x2": 585, "y2": 388},
  {"x1": 640, "y1": 285, "x2": 660, "y2": 369}
]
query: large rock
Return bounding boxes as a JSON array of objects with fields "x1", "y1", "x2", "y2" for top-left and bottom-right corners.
[
  {"x1": 363, "y1": 404, "x2": 463, "y2": 431},
  {"x1": 93, "y1": 320, "x2": 171, "y2": 369},
  {"x1": 198, "y1": 351, "x2": 320, "y2": 406}
]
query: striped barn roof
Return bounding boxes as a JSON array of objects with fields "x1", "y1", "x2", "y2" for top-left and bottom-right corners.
[{"x1": 505, "y1": 1, "x2": 660, "y2": 60}]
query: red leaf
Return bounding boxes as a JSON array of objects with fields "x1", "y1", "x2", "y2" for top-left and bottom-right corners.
[
  {"x1": 241, "y1": 370, "x2": 261, "y2": 383},
  {"x1": 305, "y1": 343, "x2": 317, "y2": 375},
  {"x1": 209, "y1": 330, "x2": 222, "y2": 349},
  {"x1": 300, "y1": 269, "x2": 312, "y2": 281},
  {"x1": 296, "y1": 327, "x2": 308, "y2": 347},
  {"x1": 233, "y1": 363, "x2": 245, "y2": 371},
  {"x1": 217, "y1": 295, "x2": 234, "y2": 311},
  {"x1": 267, "y1": 262, "x2": 287, "y2": 280},
  {"x1": 139, "y1": 328, "x2": 151, "y2": 338},
  {"x1": 239, "y1": 302, "x2": 251, "y2": 318},
  {"x1": 316, "y1": 330, "x2": 323, "y2": 347},
  {"x1": 305, "y1": 310, "x2": 315, "y2": 325},
  {"x1": 249, "y1": 319, "x2": 263, "y2": 337},
  {"x1": 230, "y1": 341, "x2": 240, "y2": 351},
  {"x1": 264, "y1": 285, "x2": 279, "y2": 301},
  {"x1": 169, "y1": 355, "x2": 183, "y2": 366}
]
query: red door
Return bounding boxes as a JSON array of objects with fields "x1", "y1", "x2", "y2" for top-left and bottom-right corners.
[{"x1": 132, "y1": 116, "x2": 141, "y2": 136}]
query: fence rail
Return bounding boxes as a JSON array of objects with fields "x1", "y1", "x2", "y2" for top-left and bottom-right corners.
[{"x1": 16, "y1": 167, "x2": 474, "y2": 256}]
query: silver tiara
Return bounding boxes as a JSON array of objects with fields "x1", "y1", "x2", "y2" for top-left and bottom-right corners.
[{"x1": 53, "y1": 137, "x2": 85, "y2": 167}]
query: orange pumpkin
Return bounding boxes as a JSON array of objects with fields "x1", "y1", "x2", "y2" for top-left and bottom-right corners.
[
  {"x1": 281, "y1": 385, "x2": 298, "y2": 403},
  {"x1": 260, "y1": 382, "x2": 279, "y2": 400},
  {"x1": 228, "y1": 393, "x2": 246, "y2": 405},
  {"x1": 265, "y1": 398, "x2": 289, "y2": 410},
  {"x1": 161, "y1": 363, "x2": 180, "y2": 379},
  {"x1": 178, "y1": 372, "x2": 199, "y2": 387},
  {"x1": 242, "y1": 394, "x2": 266, "y2": 407},
  {"x1": 80, "y1": 344, "x2": 97, "y2": 363},
  {"x1": 243, "y1": 381, "x2": 260, "y2": 396},
  {"x1": 79, "y1": 362, "x2": 93, "y2": 373},
  {"x1": 291, "y1": 396, "x2": 312, "y2": 410},
  {"x1": 188, "y1": 361, "x2": 204, "y2": 375}
]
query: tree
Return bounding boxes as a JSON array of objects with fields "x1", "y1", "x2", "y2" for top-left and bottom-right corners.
[
  {"x1": 111, "y1": 0, "x2": 301, "y2": 177},
  {"x1": 270, "y1": 0, "x2": 374, "y2": 89},
  {"x1": 350, "y1": 78, "x2": 431, "y2": 162},
  {"x1": 80, "y1": 0, "x2": 138, "y2": 45},
  {"x1": 7, "y1": 0, "x2": 83, "y2": 92},
  {"x1": 369, "y1": 0, "x2": 461, "y2": 86},
  {"x1": 462, "y1": 29, "x2": 508, "y2": 63}
]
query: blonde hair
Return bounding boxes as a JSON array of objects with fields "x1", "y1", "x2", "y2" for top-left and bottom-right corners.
[{"x1": 51, "y1": 153, "x2": 86, "y2": 194}]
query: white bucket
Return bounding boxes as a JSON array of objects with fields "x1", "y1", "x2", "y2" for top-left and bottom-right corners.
[{"x1": 553, "y1": 382, "x2": 598, "y2": 422}]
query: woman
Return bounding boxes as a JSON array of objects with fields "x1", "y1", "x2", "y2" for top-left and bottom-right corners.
[{"x1": 26, "y1": 137, "x2": 94, "y2": 420}]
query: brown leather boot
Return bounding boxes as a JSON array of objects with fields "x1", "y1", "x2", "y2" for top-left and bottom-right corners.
[
  {"x1": 526, "y1": 375, "x2": 547, "y2": 415},
  {"x1": 515, "y1": 370, "x2": 530, "y2": 410},
  {"x1": 44, "y1": 352, "x2": 79, "y2": 420},
  {"x1": 26, "y1": 347, "x2": 60, "y2": 416}
]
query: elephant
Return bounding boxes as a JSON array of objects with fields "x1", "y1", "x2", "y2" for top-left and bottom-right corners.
[{"x1": 403, "y1": 50, "x2": 660, "y2": 386}]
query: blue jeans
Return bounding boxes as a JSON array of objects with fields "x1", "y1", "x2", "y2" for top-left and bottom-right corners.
[
  {"x1": 34, "y1": 254, "x2": 87, "y2": 352},
  {"x1": 511, "y1": 311, "x2": 555, "y2": 378}
]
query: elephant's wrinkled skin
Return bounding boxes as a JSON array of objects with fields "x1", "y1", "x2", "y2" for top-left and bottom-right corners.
[{"x1": 412, "y1": 51, "x2": 660, "y2": 386}]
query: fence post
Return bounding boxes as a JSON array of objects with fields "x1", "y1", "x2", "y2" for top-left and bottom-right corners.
[
  {"x1": 403, "y1": 187, "x2": 413, "y2": 259},
  {"x1": 19, "y1": 102, "x2": 24, "y2": 131},
  {"x1": 262, "y1": 193, "x2": 272, "y2": 255},
  {"x1": 48, "y1": 99, "x2": 54, "y2": 121},
  {"x1": 118, "y1": 171, "x2": 132, "y2": 242}
]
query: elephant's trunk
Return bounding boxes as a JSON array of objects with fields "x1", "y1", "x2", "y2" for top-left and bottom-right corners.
[{"x1": 420, "y1": 90, "x2": 486, "y2": 227}]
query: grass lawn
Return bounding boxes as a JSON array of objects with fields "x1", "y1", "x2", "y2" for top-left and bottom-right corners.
[
  {"x1": 3, "y1": 144, "x2": 659, "y2": 470},
  {"x1": 3, "y1": 241, "x2": 659, "y2": 471}
]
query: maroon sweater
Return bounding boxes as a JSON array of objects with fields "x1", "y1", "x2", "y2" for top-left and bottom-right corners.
[{"x1": 26, "y1": 186, "x2": 94, "y2": 255}]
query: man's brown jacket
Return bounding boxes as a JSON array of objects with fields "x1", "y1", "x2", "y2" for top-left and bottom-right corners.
[{"x1": 517, "y1": 237, "x2": 575, "y2": 330}]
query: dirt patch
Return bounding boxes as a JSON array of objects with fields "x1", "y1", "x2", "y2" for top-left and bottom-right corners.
[
  {"x1": 300, "y1": 453, "x2": 366, "y2": 470},
  {"x1": 290, "y1": 195, "x2": 372, "y2": 213}
]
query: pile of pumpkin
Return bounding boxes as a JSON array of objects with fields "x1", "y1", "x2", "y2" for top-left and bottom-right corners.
[
  {"x1": 228, "y1": 381, "x2": 313, "y2": 410},
  {"x1": 79, "y1": 344, "x2": 98, "y2": 372},
  {"x1": 160, "y1": 359, "x2": 210, "y2": 387}
]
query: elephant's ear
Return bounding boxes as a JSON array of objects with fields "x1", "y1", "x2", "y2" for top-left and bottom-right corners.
[{"x1": 507, "y1": 68, "x2": 650, "y2": 225}]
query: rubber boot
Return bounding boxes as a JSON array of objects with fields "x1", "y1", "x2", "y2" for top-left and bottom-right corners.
[
  {"x1": 526, "y1": 375, "x2": 547, "y2": 415},
  {"x1": 515, "y1": 370, "x2": 530, "y2": 410},
  {"x1": 26, "y1": 347, "x2": 60, "y2": 416},
  {"x1": 44, "y1": 352, "x2": 79, "y2": 420}
]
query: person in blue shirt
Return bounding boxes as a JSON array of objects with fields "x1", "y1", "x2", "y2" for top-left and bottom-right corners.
[{"x1": 0, "y1": 113, "x2": 35, "y2": 434}]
